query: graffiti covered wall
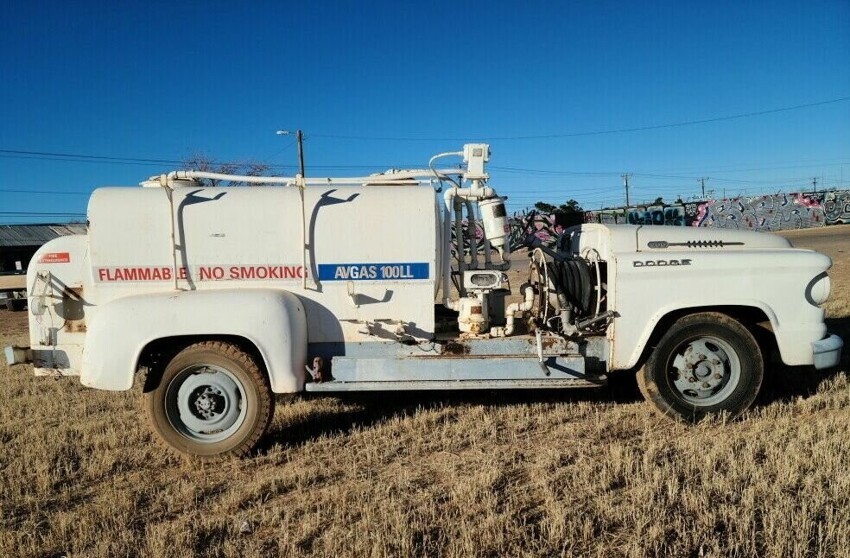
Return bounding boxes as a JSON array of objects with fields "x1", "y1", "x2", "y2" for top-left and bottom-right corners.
[
  {"x1": 595, "y1": 190, "x2": 850, "y2": 231},
  {"x1": 688, "y1": 192, "x2": 825, "y2": 230},
  {"x1": 451, "y1": 189, "x2": 850, "y2": 255}
]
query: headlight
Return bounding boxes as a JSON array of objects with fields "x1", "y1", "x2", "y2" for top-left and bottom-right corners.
[{"x1": 806, "y1": 272, "x2": 831, "y2": 306}]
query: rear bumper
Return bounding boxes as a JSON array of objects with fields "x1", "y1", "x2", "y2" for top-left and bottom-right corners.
[{"x1": 812, "y1": 334, "x2": 843, "y2": 370}]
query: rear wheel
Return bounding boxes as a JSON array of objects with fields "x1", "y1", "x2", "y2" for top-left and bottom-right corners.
[
  {"x1": 144, "y1": 341, "x2": 273, "y2": 458},
  {"x1": 637, "y1": 312, "x2": 764, "y2": 422}
]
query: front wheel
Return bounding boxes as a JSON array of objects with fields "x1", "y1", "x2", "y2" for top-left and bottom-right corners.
[
  {"x1": 637, "y1": 312, "x2": 764, "y2": 422},
  {"x1": 144, "y1": 341, "x2": 274, "y2": 458}
]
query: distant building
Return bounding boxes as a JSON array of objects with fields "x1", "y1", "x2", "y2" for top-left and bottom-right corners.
[{"x1": 0, "y1": 223, "x2": 87, "y2": 273}]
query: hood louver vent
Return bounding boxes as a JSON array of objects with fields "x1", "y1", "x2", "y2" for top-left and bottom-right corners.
[{"x1": 647, "y1": 240, "x2": 745, "y2": 249}]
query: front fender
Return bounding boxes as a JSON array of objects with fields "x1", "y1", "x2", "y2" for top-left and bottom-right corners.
[
  {"x1": 611, "y1": 250, "x2": 831, "y2": 369},
  {"x1": 612, "y1": 300, "x2": 779, "y2": 370},
  {"x1": 81, "y1": 289, "x2": 307, "y2": 393}
]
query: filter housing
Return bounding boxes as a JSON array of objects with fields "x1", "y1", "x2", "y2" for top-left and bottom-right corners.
[{"x1": 479, "y1": 197, "x2": 510, "y2": 256}]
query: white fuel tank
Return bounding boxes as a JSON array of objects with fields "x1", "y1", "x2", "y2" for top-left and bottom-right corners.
[{"x1": 86, "y1": 184, "x2": 440, "y2": 342}]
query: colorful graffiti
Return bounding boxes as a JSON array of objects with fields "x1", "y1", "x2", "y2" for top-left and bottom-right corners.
[
  {"x1": 823, "y1": 190, "x2": 850, "y2": 225},
  {"x1": 689, "y1": 192, "x2": 825, "y2": 231},
  {"x1": 507, "y1": 211, "x2": 562, "y2": 250},
  {"x1": 626, "y1": 205, "x2": 686, "y2": 226},
  {"x1": 594, "y1": 189, "x2": 850, "y2": 231},
  {"x1": 450, "y1": 211, "x2": 563, "y2": 256}
]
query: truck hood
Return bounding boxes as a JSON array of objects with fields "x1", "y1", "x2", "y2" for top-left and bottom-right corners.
[{"x1": 603, "y1": 224, "x2": 792, "y2": 253}]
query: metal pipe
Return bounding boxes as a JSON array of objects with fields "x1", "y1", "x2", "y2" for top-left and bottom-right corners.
[
  {"x1": 442, "y1": 185, "x2": 497, "y2": 209},
  {"x1": 429, "y1": 151, "x2": 464, "y2": 187},
  {"x1": 442, "y1": 207, "x2": 459, "y2": 311},
  {"x1": 463, "y1": 198, "x2": 479, "y2": 270},
  {"x1": 167, "y1": 170, "x2": 296, "y2": 185},
  {"x1": 443, "y1": 185, "x2": 505, "y2": 275},
  {"x1": 162, "y1": 184, "x2": 180, "y2": 291},
  {"x1": 491, "y1": 284, "x2": 534, "y2": 337},
  {"x1": 454, "y1": 196, "x2": 466, "y2": 297},
  {"x1": 165, "y1": 168, "x2": 464, "y2": 187},
  {"x1": 297, "y1": 175, "x2": 308, "y2": 290}
]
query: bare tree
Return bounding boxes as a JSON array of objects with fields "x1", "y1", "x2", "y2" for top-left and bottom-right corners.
[{"x1": 182, "y1": 154, "x2": 276, "y2": 187}]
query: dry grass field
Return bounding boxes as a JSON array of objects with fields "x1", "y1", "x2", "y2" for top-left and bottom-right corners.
[{"x1": 2, "y1": 226, "x2": 850, "y2": 557}]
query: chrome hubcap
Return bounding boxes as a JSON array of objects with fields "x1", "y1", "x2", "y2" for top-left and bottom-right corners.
[{"x1": 669, "y1": 336, "x2": 740, "y2": 406}]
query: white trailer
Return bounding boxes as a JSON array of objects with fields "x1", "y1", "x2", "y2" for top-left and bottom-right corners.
[
  {"x1": 5, "y1": 145, "x2": 843, "y2": 457},
  {"x1": 0, "y1": 273, "x2": 27, "y2": 310}
]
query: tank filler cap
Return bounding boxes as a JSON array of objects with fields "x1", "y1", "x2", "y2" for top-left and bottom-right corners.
[
  {"x1": 140, "y1": 174, "x2": 169, "y2": 188},
  {"x1": 140, "y1": 175, "x2": 197, "y2": 188}
]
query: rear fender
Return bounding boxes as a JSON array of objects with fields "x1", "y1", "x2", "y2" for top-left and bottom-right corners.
[{"x1": 81, "y1": 289, "x2": 307, "y2": 392}]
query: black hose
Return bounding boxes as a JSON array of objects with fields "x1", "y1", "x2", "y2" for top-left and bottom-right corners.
[{"x1": 547, "y1": 258, "x2": 595, "y2": 318}]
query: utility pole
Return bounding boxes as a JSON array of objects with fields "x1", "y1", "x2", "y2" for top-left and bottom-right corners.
[
  {"x1": 296, "y1": 130, "x2": 305, "y2": 178},
  {"x1": 275, "y1": 129, "x2": 306, "y2": 177},
  {"x1": 621, "y1": 173, "x2": 632, "y2": 209},
  {"x1": 811, "y1": 176, "x2": 818, "y2": 194},
  {"x1": 699, "y1": 177, "x2": 708, "y2": 199}
]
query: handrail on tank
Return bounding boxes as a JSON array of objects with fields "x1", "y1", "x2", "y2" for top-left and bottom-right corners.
[{"x1": 158, "y1": 168, "x2": 466, "y2": 187}]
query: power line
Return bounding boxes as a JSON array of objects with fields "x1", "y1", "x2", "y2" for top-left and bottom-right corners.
[
  {"x1": 491, "y1": 164, "x2": 848, "y2": 184},
  {"x1": 491, "y1": 165, "x2": 620, "y2": 177},
  {"x1": 0, "y1": 188, "x2": 92, "y2": 196},
  {"x1": 0, "y1": 153, "x2": 174, "y2": 168},
  {"x1": 631, "y1": 159, "x2": 850, "y2": 175},
  {"x1": 3, "y1": 149, "x2": 847, "y2": 183},
  {"x1": 309, "y1": 95, "x2": 850, "y2": 141},
  {"x1": 0, "y1": 151, "x2": 434, "y2": 171},
  {"x1": 0, "y1": 211, "x2": 86, "y2": 217},
  {"x1": 0, "y1": 150, "x2": 181, "y2": 164}
]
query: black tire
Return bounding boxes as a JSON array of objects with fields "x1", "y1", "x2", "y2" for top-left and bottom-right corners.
[
  {"x1": 637, "y1": 312, "x2": 764, "y2": 422},
  {"x1": 144, "y1": 341, "x2": 274, "y2": 458}
]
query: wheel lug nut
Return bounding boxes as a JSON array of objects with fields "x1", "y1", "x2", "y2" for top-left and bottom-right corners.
[
  {"x1": 713, "y1": 373, "x2": 722, "y2": 380},
  {"x1": 702, "y1": 382, "x2": 710, "y2": 388},
  {"x1": 688, "y1": 376, "x2": 697, "y2": 383}
]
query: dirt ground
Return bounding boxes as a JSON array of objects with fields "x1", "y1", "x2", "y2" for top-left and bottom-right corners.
[
  {"x1": 784, "y1": 224, "x2": 850, "y2": 314},
  {"x1": 1, "y1": 225, "x2": 850, "y2": 557}
]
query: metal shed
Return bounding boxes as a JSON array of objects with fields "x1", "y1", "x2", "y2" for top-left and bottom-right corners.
[{"x1": 0, "y1": 223, "x2": 87, "y2": 273}]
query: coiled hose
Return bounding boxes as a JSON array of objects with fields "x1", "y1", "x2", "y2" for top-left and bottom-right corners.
[{"x1": 547, "y1": 258, "x2": 595, "y2": 318}]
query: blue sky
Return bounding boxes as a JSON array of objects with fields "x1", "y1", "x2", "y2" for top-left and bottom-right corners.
[{"x1": 1, "y1": 1, "x2": 849, "y2": 222}]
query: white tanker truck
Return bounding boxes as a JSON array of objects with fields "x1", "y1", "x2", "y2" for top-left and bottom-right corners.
[{"x1": 5, "y1": 145, "x2": 843, "y2": 458}]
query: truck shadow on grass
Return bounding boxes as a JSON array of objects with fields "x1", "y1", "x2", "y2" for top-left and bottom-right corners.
[
  {"x1": 261, "y1": 379, "x2": 645, "y2": 452},
  {"x1": 261, "y1": 317, "x2": 850, "y2": 452}
]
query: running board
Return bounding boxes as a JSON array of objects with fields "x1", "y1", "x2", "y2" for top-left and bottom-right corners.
[
  {"x1": 305, "y1": 377, "x2": 606, "y2": 392},
  {"x1": 304, "y1": 354, "x2": 606, "y2": 393}
]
